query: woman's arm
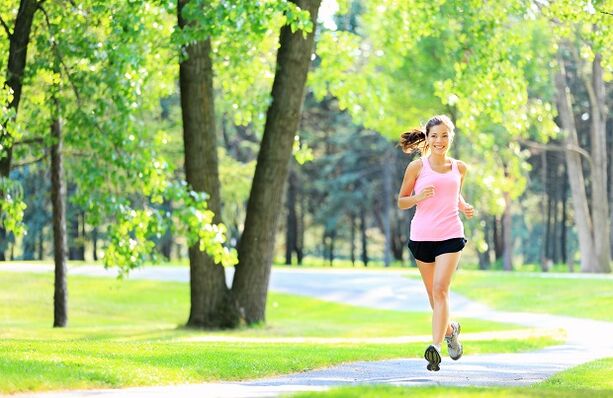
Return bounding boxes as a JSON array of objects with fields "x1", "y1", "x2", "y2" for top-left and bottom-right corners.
[
  {"x1": 397, "y1": 159, "x2": 432, "y2": 209},
  {"x1": 457, "y1": 160, "x2": 474, "y2": 219}
]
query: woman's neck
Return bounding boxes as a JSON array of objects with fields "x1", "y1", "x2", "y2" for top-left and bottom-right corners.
[{"x1": 428, "y1": 153, "x2": 448, "y2": 165}]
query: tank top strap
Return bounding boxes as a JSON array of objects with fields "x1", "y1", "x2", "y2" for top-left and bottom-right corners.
[{"x1": 421, "y1": 156, "x2": 431, "y2": 172}]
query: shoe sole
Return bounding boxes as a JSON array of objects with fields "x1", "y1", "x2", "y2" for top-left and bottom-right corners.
[
  {"x1": 450, "y1": 323, "x2": 463, "y2": 361},
  {"x1": 424, "y1": 346, "x2": 441, "y2": 371}
]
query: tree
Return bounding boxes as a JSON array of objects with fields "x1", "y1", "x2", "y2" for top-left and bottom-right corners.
[
  {"x1": 0, "y1": 0, "x2": 41, "y2": 259},
  {"x1": 232, "y1": 0, "x2": 322, "y2": 323},
  {"x1": 177, "y1": 0, "x2": 237, "y2": 328},
  {"x1": 544, "y1": 0, "x2": 612, "y2": 273}
]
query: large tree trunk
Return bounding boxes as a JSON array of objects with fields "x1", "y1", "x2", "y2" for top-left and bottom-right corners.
[
  {"x1": 554, "y1": 54, "x2": 599, "y2": 272},
  {"x1": 232, "y1": 0, "x2": 321, "y2": 324},
  {"x1": 584, "y1": 54, "x2": 610, "y2": 273},
  {"x1": 178, "y1": 0, "x2": 237, "y2": 328},
  {"x1": 51, "y1": 98, "x2": 68, "y2": 328},
  {"x1": 0, "y1": 0, "x2": 39, "y2": 260}
]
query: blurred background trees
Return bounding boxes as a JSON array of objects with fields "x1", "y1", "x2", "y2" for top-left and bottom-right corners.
[{"x1": 1, "y1": 0, "x2": 611, "y2": 283}]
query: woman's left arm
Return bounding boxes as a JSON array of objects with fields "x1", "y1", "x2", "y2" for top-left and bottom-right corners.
[{"x1": 457, "y1": 161, "x2": 474, "y2": 219}]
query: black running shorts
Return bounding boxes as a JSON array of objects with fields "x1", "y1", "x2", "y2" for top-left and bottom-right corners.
[{"x1": 408, "y1": 238, "x2": 467, "y2": 263}]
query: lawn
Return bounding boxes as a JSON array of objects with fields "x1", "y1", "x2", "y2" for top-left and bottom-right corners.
[
  {"x1": 0, "y1": 271, "x2": 559, "y2": 393},
  {"x1": 447, "y1": 270, "x2": 613, "y2": 322}
]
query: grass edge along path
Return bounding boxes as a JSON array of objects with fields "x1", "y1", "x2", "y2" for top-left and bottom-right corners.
[
  {"x1": 288, "y1": 357, "x2": 613, "y2": 398},
  {"x1": 0, "y1": 337, "x2": 563, "y2": 394}
]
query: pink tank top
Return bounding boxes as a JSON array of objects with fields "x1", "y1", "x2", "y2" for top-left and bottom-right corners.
[{"x1": 410, "y1": 156, "x2": 464, "y2": 241}]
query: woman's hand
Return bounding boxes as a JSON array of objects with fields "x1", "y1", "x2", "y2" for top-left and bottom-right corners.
[
  {"x1": 462, "y1": 203, "x2": 474, "y2": 219},
  {"x1": 419, "y1": 185, "x2": 435, "y2": 201}
]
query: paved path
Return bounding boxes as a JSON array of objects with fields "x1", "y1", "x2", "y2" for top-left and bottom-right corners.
[{"x1": 2, "y1": 264, "x2": 613, "y2": 398}]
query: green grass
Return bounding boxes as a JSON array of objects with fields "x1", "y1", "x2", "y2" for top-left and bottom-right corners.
[
  {"x1": 445, "y1": 270, "x2": 613, "y2": 322},
  {"x1": 1, "y1": 271, "x2": 518, "y2": 340},
  {"x1": 0, "y1": 271, "x2": 559, "y2": 393},
  {"x1": 290, "y1": 357, "x2": 613, "y2": 398}
]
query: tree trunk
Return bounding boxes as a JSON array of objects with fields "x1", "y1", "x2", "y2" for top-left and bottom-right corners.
[
  {"x1": 584, "y1": 54, "x2": 611, "y2": 273},
  {"x1": 0, "y1": 0, "x2": 39, "y2": 261},
  {"x1": 232, "y1": 0, "x2": 321, "y2": 324},
  {"x1": 51, "y1": 98, "x2": 68, "y2": 328},
  {"x1": 1, "y1": 0, "x2": 38, "y2": 177},
  {"x1": 350, "y1": 212, "x2": 356, "y2": 266},
  {"x1": 382, "y1": 152, "x2": 392, "y2": 267},
  {"x1": 329, "y1": 229, "x2": 336, "y2": 266},
  {"x1": 159, "y1": 200, "x2": 173, "y2": 260},
  {"x1": 92, "y1": 226, "x2": 98, "y2": 261},
  {"x1": 609, "y1": 99, "x2": 613, "y2": 259},
  {"x1": 285, "y1": 167, "x2": 298, "y2": 265},
  {"x1": 493, "y1": 215, "x2": 503, "y2": 262},
  {"x1": 541, "y1": 150, "x2": 547, "y2": 267},
  {"x1": 178, "y1": 0, "x2": 237, "y2": 328},
  {"x1": 502, "y1": 192, "x2": 513, "y2": 271},
  {"x1": 360, "y1": 206, "x2": 368, "y2": 266},
  {"x1": 296, "y1": 186, "x2": 304, "y2": 265},
  {"x1": 555, "y1": 54, "x2": 599, "y2": 272},
  {"x1": 68, "y1": 209, "x2": 84, "y2": 261},
  {"x1": 38, "y1": 229, "x2": 44, "y2": 260},
  {"x1": 561, "y1": 163, "x2": 568, "y2": 265}
]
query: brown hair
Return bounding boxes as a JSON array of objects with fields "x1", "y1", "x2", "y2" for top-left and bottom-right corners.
[{"x1": 399, "y1": 115, "x2": 455, "y2": 155}]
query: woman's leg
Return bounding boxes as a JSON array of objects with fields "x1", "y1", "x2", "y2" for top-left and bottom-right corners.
[
  {"x1": 416, "y1": 260, "x2": 435, "y2": 309},
  {"x1": 431, "y1": 251, "x2": 462, "y2": 345},
  {"x1": 417, "y1": 260, "x2": 453, "y2": 336}
]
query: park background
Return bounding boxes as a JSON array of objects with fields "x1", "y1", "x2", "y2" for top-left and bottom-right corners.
[{"x1": 1, "y1": 0, "x2": 612, "y2": 396}]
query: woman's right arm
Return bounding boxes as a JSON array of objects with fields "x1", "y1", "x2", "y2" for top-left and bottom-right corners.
[{"x1": 397, "y1": 159, "x2": 427, "y2": 210}]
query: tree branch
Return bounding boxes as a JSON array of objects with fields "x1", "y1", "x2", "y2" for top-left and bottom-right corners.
[
  {"x1": 14, "y1": 137, "x2": 44, "y2": 146},
  {"x1": 12, "y1": 153, "x2": 48, "y2": 169},
  {"x1": 598, "y1": 9, "x2": 613, "y2": 16},
  {"x1": 0, "y1": 15, "x2": 12, "y2": 40},
  {"x1": 520, "y1": 140, "x2": 593, "y2": 166}
]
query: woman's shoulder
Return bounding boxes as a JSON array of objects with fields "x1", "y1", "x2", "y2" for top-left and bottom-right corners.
[
  {"x1": 407, "y1": 157, "x2": 424, "y2": 171},
  {"x1": 454, "y1": 158, "x2": 468, "y2": 174},
  {"x1": 404, "y1": 157, "x2": 424, "y2": 177}
]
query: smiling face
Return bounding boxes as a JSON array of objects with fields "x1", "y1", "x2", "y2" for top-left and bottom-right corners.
[{"x1": 427, "y1": 123, "x2": 453, "y2": 155}]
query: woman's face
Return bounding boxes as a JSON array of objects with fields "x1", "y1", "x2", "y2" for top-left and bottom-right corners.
[{"x1": 427, "y1": 124, "x2": 452, "y2": 155}]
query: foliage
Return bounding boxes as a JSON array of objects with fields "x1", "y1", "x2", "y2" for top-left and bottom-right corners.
[
  {"x1": 1, "y1": 0, "x2": 240, "y2": 271},
  {"x1": 0, "y1": 177, "x2": 26, "y2": 236}
]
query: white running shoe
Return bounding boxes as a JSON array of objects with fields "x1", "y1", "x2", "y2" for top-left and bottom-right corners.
[{"x1": 445, "y1": 321, "x2": 463, "y2": 360}]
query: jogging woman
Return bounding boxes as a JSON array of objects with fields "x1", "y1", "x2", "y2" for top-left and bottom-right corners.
[{"x1": 397, "y1": 115, "x2": 474, "y2": 371}]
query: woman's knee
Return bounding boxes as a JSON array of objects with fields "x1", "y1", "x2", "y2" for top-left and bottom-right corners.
[{"x1": 432, "y1": 283, "x2": 449, "y2": 302}]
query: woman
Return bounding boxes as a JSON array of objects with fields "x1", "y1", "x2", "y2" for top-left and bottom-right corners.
[{"x1": 397, "y1": 115, "x2": 474, "y2": 372}]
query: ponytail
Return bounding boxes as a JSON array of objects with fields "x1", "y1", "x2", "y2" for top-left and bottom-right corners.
[{"x1": 399, "y1": 128, "x2": 427, "y2": 155}]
